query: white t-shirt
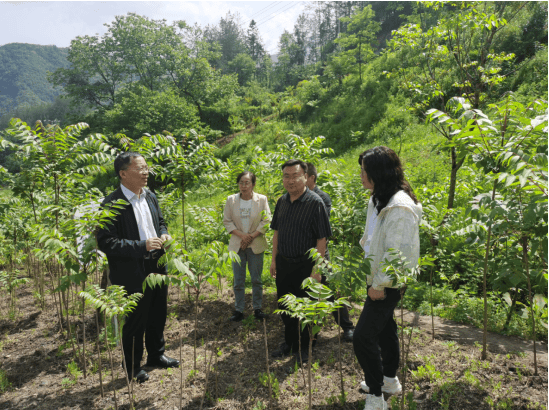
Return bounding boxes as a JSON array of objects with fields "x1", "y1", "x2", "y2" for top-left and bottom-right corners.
[
  {"x1": 239, "y1": 198, "x2": 253, "y2": 235},
  {"x1": 363, "y1": 210, "x2": 378, "y2": 258}
]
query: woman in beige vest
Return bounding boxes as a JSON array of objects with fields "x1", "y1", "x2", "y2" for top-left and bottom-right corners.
[{"x1": 223, "y1": 171, "x2": 271, "y2": 322}]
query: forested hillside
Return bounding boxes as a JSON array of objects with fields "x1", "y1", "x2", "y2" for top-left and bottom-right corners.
[
  {"x1": 0, "y1": 2, "x2": 547, "y2": 409},
  {"x1": 0, "y1": 43, "x2": 69, "y2": 111}
]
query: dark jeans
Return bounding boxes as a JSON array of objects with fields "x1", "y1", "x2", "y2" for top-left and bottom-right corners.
[
  {"x1": 353, "y1": 287, "x2": 401, "y2": 396},
  {"x1": 275, "y1": 254, "x2": 314, "y2": 352},
  {"x1": 122, "y1": 258, "x2": 167, "y2": 373}
]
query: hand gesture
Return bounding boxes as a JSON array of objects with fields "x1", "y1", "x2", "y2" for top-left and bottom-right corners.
[
  {"x1": 160, "y1": 234, "x2": 172, "y2": 249},
  {"x1": 368, "y1": 287, "x2": 386, "y2": 301},
  {"x1": 146, "y1": 237, "x2": 163, "y2": 251},
  {"x1": 240, "y1": 233, "x2": 253, "y2": 249}
]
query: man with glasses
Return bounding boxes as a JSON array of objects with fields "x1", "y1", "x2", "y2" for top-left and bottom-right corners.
[
  {"x1": 98, "y1": 152, "x2": 179, "y2": 383},
  {"x1": 270, "y1": 159, "x2": 332, "y2": 365}
]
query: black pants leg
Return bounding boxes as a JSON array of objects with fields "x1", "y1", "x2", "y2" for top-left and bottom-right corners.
[
  {"x1": 122, "y1": 258, "x2": 167, "y2": 372},
  {"x1": 353, "y1": 288, "x2": 401, "y2": 396},
  {"x1": 331, "y1": 303, "x2": 354, "y2": 330},
  {"x1": 321, "y1": 275, "x2": 354, "y2": 330},
  {"x1": 276, "y1": 255, "x2": 314, "y2": 352}
]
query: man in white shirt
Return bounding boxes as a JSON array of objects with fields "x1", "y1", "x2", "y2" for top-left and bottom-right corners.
[{"x1": 97, "y1": 152, "x2": 178, "y2": 383}]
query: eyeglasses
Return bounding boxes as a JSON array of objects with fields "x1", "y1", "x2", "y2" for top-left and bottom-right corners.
[
  {"x1": 238, "y1": 181, "x2": 252, "y2": 186},
  {"x1": 130, "y1": 167, "x2": 150, "y2": 174},
  {"x1": 283, "y1": 174, "x2": 305, "y2": 182}
]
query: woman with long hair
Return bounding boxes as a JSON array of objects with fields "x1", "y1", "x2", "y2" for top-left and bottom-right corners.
[
  {"x1": 353, "y1": 146, "x2": 422, "y2": 410},
  {"x1": 223, "y1": 171, "x2": 271, "y2": 322}
]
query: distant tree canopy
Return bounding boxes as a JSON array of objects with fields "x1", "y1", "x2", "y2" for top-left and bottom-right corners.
[{"x1": 2, "y1": 1, "x2": 541, "y2": 138}]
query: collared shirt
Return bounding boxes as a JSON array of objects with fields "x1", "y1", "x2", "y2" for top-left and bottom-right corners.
[
  {"x1": 313, "y1": 186, "x2": 332, "y2": 216},
  {"x1": 120, "y1": 184, "x2": 158, "y2": 241},
  {"x1": 271, "y1": 187, "x2": 332, "y2": 258}
]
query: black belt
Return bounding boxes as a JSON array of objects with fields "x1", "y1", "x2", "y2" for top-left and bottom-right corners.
[{"x1": 278, "y1": 253, "x2": 311, "y2": 264}]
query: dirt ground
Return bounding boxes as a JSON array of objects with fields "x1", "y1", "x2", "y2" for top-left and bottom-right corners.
[{"x1": 0, "y1": 282, "x2": 546, "y2": 410}]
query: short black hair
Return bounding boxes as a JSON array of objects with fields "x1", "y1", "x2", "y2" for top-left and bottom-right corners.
[
  {"x1": 281, "y1": 159, "x2": 307, "y2": 174},
  {"x1": 305, "y1": 162, "x2": 317, "y2": 182},
  {"x1": 114, "y1": 152, "x2": 143, "y2": 179},
  {"x1": 236, "y1": 171, "x2": 256, "y2": 185}
]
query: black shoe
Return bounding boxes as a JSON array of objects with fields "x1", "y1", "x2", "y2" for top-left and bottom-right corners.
[
  {"x1": 343, "y1": 328, "x2": 354, "y2": 342},
  {"x1": 271, "y1": 342, "x2": 292, "y2": 358},
  {"x1": 229, "y1": 310, "x2": 244, "y2": 322},
  {"x1": 254, "y1": 309, "x2": 268, "y2": 320},
  {"x1": 132, "y1": 368, "x2": 149, "y2": 383},
  {"x1": 146, "y1": 354, "x2": 180, "y2": 368},
  {"x1": 295, "y1": 350, "x2": 309, "y2": 366}
]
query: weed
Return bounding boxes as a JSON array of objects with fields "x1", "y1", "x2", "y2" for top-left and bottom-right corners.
[
  {"x1": 242, "y1": 315, "x2": 257, "y2": 331},
  {"x1": 516, "y1": 368, "x2": 523, "y2": 382},
  {"x1": 258, "y1": 372, "x2": 279, "y2": 398},
  {"x1": 251, "y1": 400, "x2": 266, "y2": 410},
  {"x1": 61, "y1": 377, "x2": 76, "y2": 389},
  {"x1": 67, "y1": 360, "x2": 82, "y2": 380},
  {"x1": 187, "y1": 369, "x2": 199, "y2": 381},
  {"x1": 433, "y1": 381, "x2": 461, "y2": 410},
  {"x1": 326, "y1": 351, "x2": 335, "y2": 366},
  {"x1": 0, "y1": 369, "x2": 11, "y2": 393},
  {"x1": 225, "y1": 385, "x2": 234, "y2": 395},
  {"x1": 443, "y1": 340, "x2": 459, "y2": 357},
  {"x1": 411, "y1": 363, "x2": 440, "y2": 383},
  {"x1": 325, "y1": 391, "x2": 347, "y2": 405},
  {"x1": 389, "y1": 392, "x2": 417, "y2": 410},
  {"x1": 205, "y1": 391, "x2": 212, "y2": 402}
]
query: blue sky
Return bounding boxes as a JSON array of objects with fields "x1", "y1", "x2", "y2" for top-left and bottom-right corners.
[{"x1": 0, "y1": 1, "x2": 308, "y2": 54}]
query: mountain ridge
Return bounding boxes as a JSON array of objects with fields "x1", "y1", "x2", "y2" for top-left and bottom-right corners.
[{"x1": 0, "y1": 42, "x2": 69, "y2": 113}]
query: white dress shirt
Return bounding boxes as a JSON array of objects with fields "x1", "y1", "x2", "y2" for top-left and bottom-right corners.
[{"x1": 121, "y1": 184, "x2": 158, "y2": 241}]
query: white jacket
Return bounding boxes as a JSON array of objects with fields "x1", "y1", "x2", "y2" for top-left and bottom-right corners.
[{"x1": 359, "y1": 190, "x2": 422, "y2": 290}]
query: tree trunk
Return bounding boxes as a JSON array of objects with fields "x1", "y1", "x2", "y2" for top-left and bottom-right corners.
[
  {"x1": 448, "y1": 148, "x2": 465, "y2": 209},
  {"x1": 481, "y1": 180, "x2": 498, "y2": 360},
  {"x1": 522, "y1": 236, "x2": 538, "y2": 376}
]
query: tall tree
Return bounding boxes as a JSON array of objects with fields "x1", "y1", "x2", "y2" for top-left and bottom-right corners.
[
  {"x1": 246, "y1": 20, "x2": 265, "y2": 62},
  {"x1": 333, "y1": 5, "x2": 380, "y2": 84}
]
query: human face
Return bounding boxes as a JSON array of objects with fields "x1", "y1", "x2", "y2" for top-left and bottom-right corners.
[
  {"x1": 360, "y1": 164, "x2": 374, "y2": 192},
  {"x1": 305, "y1": 174, "x2": 316, "y2": 190},
  {"x1": 120, "y1": 156, "x2": 149, "y2": 193},
  {"x1": 283, "y1": 164, "x2": 307, "y2": 197},
  {"x1": 238, "y1": 174, "x2": 254, "y2": 197}
]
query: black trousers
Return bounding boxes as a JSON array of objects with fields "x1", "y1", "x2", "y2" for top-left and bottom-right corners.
[
  {"x1": 275, "y1": 254, "x2": 314, "y2": 352},
  {"x1": 321, "y1": 275, "x2": 354, "y2": 331},
  {"x1": 353, "y1": 287, "x2": 401, "y2": 396},
  {"x1": 122, "y1": 258, "x2": 167, "y2": 372}
]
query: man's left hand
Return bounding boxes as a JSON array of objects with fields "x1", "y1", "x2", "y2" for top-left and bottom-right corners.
[{"x1": 160, "y1": 234, "x2": 172, "y2": 249}]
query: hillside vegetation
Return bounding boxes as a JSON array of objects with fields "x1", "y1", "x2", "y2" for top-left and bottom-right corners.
[
  {"x1": 0, "y1": 2, "x2": 547, "y2": 409},
  {"x1": 0, "y1": 43, "x2": 69, "y2": 111}
]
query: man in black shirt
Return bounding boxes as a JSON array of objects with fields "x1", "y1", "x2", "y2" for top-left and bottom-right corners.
[
  {"x1": 270, "y1": 159, "x2": 332, "y2": 364},
  {"x1": 306, "y1": 163, "x2": 355, "y2": 342}
]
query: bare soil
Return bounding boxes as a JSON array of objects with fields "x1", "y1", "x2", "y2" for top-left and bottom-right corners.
[{"x1": 0, "y1": 281, "x2": 546, "y2": 410}]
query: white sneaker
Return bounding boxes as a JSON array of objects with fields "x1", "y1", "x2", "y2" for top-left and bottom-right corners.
[
  {"x1": 360, "y1": 376, "x2": 402, "y2": 395},
  {"x1": 363, "y1": 393, "x2": 387, "y2": 410}
]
